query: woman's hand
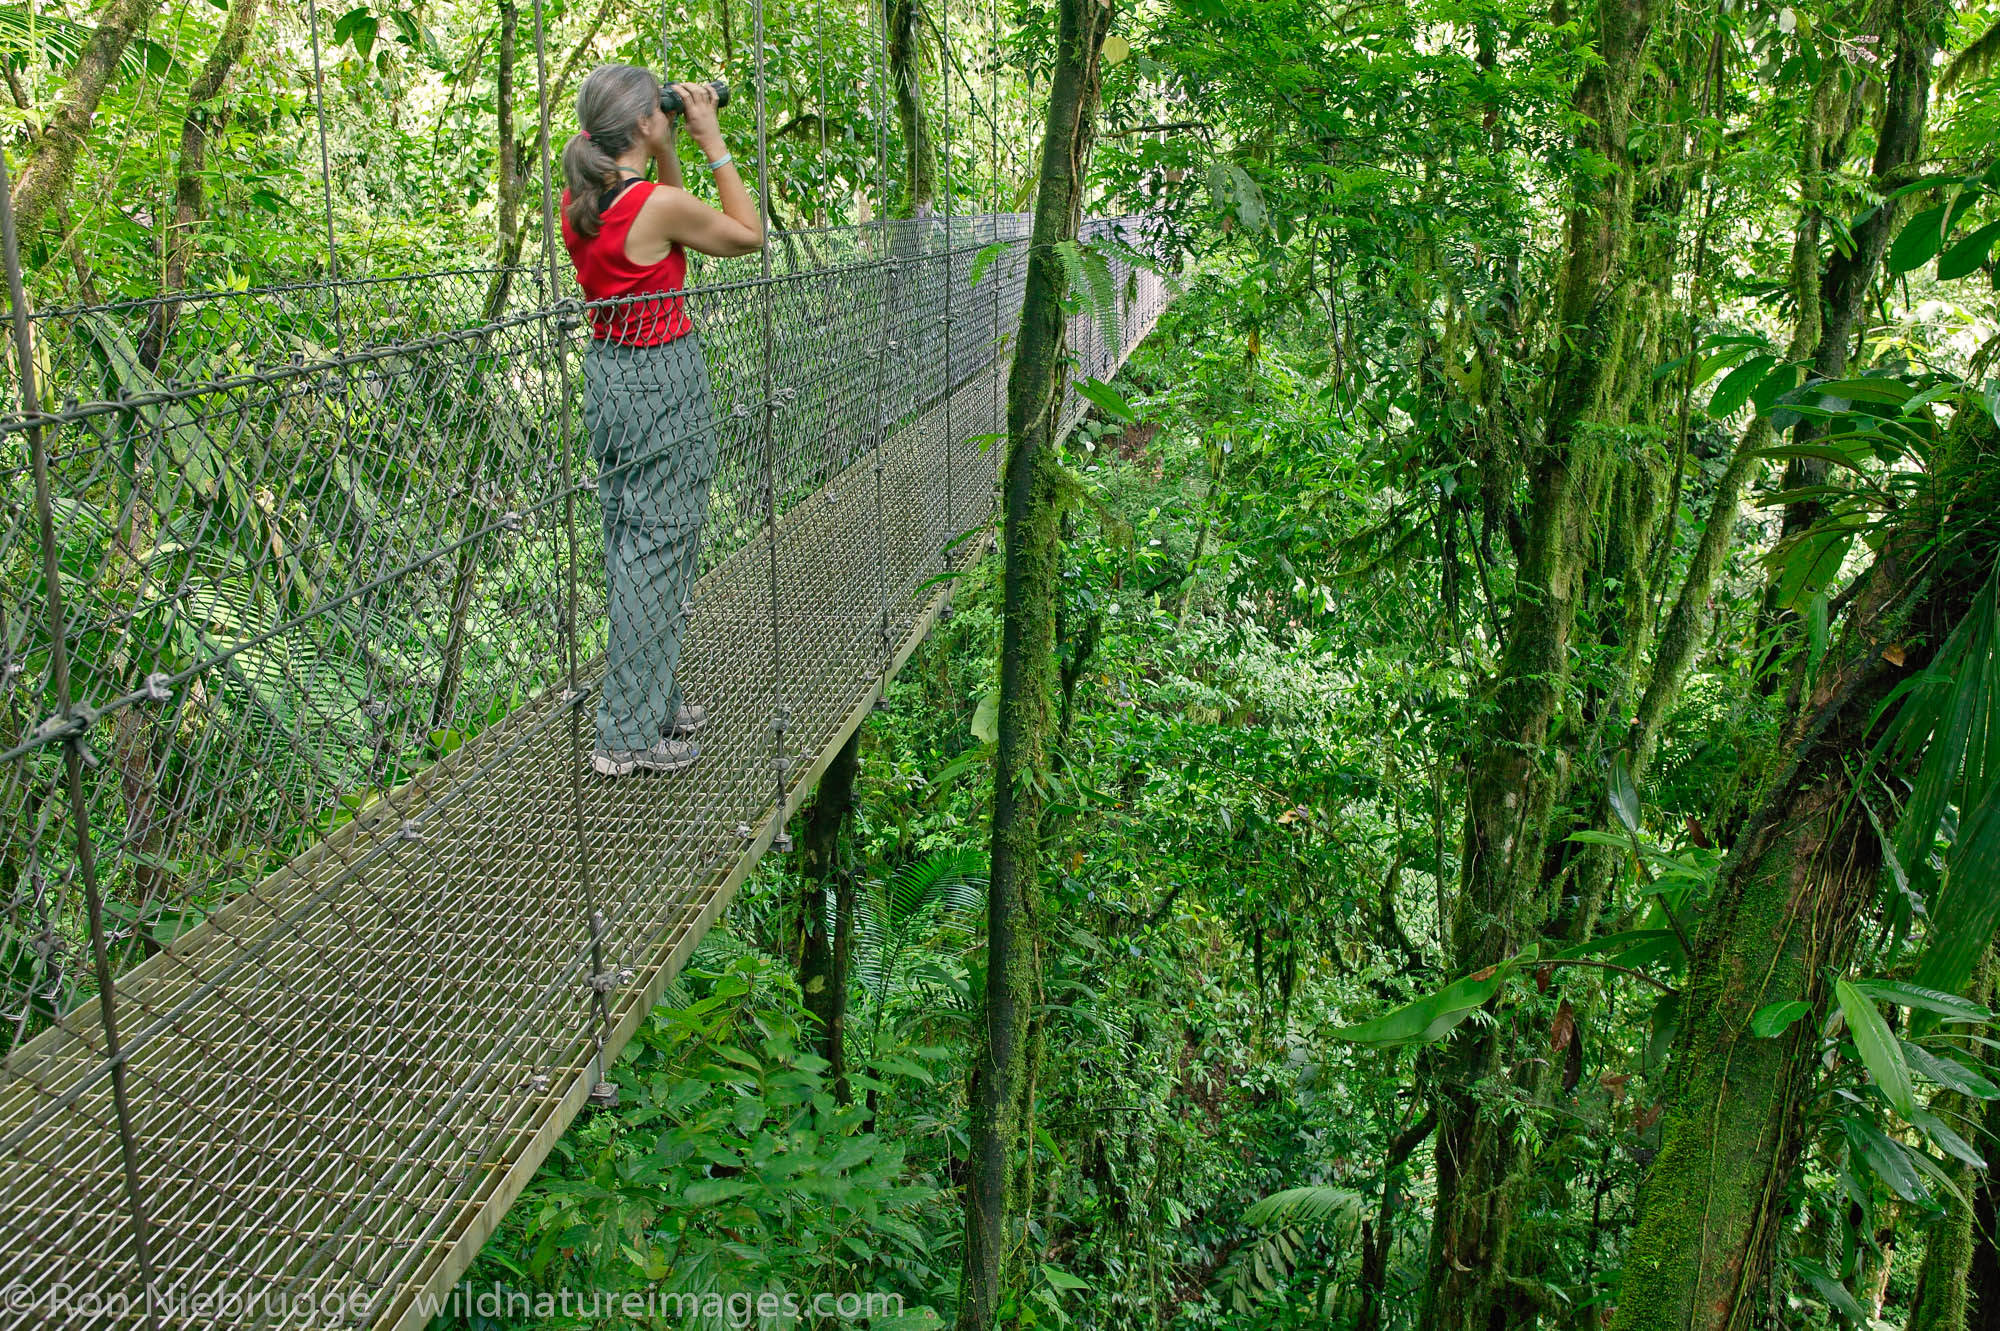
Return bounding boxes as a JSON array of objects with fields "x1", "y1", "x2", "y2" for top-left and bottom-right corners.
[{"x1": 672, "y1": 83, "x2": 726, "y2": 156}]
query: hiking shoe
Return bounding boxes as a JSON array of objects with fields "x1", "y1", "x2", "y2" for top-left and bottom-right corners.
[
  {"x1": 666, "y1": 704, "x2": 708, "y2": 737},
  {"x1": 591, "y1": 739, "x2": 700, "y2": 776}
]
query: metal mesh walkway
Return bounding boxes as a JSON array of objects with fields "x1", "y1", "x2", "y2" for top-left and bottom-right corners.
[{"x1": 0, "y1": 212, "x2": 1170, "y2": 1328}]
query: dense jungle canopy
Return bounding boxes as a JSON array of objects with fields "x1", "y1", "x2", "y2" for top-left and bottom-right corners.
[{"x1": 5, "y1": 0, "x2": 2000, "y2": 1328}]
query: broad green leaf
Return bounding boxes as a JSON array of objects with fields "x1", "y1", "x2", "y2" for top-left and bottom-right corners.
[
  {"x1": 1889, "y1": 203, "x2": 1950, "y2": 273},
  {"x1": 1837, "y1": 978, "x2": 1916, "y2": 1118},
  {"x1": 1901, "y1": 1041, "x2": 2000, "y2": 1098},
  {"x1": 1329, "y1": 956, "x2": 1524, "y2": 1048},
  {"x1": 970, "y1": 687, "x2": 1000, "y2": 745},
  {"x1": 1555, "y1": 928, "x2": 1676, "y2": 960},
  {"x1": 1076, "y1": 377, "x2": 1137, "y2": 422},
  {"x1": 1707, "y1": 355, "x2": 1776, "y2": 418},
  {"x1": 1789, "y1": 1256, "x2": 1871, "y2": 1326},
  {"x1": 1806, "y1": 377, "x2": 1918, "y2": 406},
  {"x1": 1938, "y1": 217, "x2": 2000, "y2": 281},
  {"x1": 1841, "y1": 1114, "x2": 1930, "y2": 1202},
  {"x1": 681, "y1": 1177, "x2": 753, "y2": 1206},
  {"x1": 1766, "y1": 526, "x2": 1855, "y2": 613},
  {"x1": 1849, "y1": 979, "x2": 1991, "y2": 1023},
  {"x1": 1910, "y1": 1105, "x2": 1985, "y2": 1169},
  {"x1": 1750, "y1": 1000, "x2": 1811, "y2": 1038},
  {"x1": 1607, "y1": 752, "x2": 1640, "y2": 836}
]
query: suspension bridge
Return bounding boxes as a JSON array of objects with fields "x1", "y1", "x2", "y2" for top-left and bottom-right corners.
[{"x1": 0, "y1": 193, "x2": 1169, "y2": 1326}]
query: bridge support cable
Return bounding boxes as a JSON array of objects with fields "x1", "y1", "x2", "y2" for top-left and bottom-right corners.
[{"x1": 0, "y1": 19, "x2": 1170, "y2": 1319}]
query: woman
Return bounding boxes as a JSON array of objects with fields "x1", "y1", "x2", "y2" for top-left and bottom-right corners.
[{"x1": 560, "y1": 65, "x2": 763, "y2": 776}]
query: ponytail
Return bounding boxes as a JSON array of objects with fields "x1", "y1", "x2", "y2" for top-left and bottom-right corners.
[{"x1": 563, "y1": 64, "x2": 663, "y2": 239}]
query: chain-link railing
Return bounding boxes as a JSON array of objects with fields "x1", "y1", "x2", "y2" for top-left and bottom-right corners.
[{"x1": 0, "y1": 209, "x2": 1170, "y2": 1328}]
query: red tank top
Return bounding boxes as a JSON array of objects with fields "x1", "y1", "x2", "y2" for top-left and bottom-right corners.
[{"x1": 561, "y1": 180, "x2": 693, "y2": 345}]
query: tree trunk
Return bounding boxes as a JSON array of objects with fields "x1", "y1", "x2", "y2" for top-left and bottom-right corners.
[
  {"x1": 435, "y1": 0, "x2": 528, "y2": 731},
  {"x1": 1612, "y1": 614, "x2": 1904, "y2": 1331},
  {"x1": 1971, "y1": 1090, "x2": 2000, "y2": 1331},
  {"x1": 886, "y1": 0, "x2": 937, "y2": 217},
  {"x1": 797, "y1": 728, "x2": 860, "y2": 1103},
  {"x1": 958, "y1": 0, "x2": 1111, "y2": 1322},
  {"x1": 9, "y1": 0, "x2": 166, "y2": 242},
  {"x1": 1359, "y1": 1110, "x2": 1436, "y2": 1331},
  {"x1": 1422, "y1": 4, "x2": 1655, "y2": 1327},
  {"x1": 1772, "y1": 8, "x2": 1935, "y2": 549},
  {"x1": 1906, "y1": 946, "x2": 1997, "y2": 1331},
  {"x1": 139, "y1": 0, "x2": 258, "y2": 369},
  {"x1": 480, "y1": 0, "x2": 528, "y2": 322},
  {"x1": 1613, "y1": 404, "x2": 1997, "y2": 1331},
  {"x1": 1564, "y1": 54, "x2": 1862, "y2": 940}
]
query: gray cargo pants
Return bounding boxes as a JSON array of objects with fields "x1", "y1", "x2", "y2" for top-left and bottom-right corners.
[{"x1": 582, "y1": 333, "x2": 720, "y2": 753}]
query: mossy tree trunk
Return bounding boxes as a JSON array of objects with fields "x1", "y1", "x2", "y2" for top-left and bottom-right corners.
[
  {"x1": 1770, "y1": 3, "x2": 1936, "y2": 554},
  {"x1": 796, "y1": 728, "x2": 860, "y2": 1103},
  {"x1": 140, "y1": 0, "x2": 259, "y2": 370},
  {"x1": 1613, "y1": 406, "x2": 1997, "y2": 1331},
  {"x1": 7, "y1": 0, "x2": 164, "y2": 241},
  {"x1": 1971, "y1": 1094, "x2": 2000, "y2": 1330},
  {"x1": 886, "y1": 0, "x2": 937, "y2": 218},
  {"x1": 958, "y1": 0, "x2": 1111, "y2": 1322},
  {"x1": 1565, "y1": 45, "x2": 1875, "y2": 942},
  {"x1": 1420, "y1": 4, "x2": 1655, "y2": 1327},
  {"x1": 435, "y1": 0, "x2": 530, "y2": 731},
  {"x1": 1610, "y1": 641, "x2": 1902, "y2": 1331},
  {"x1": 1906, "y1": 946, "x2": 1997, "y2": 1331}
]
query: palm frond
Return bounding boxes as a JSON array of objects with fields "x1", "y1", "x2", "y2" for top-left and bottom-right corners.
[{"x1": 1242, "y1": 1185, "x2": 1365, "y2": 1229}]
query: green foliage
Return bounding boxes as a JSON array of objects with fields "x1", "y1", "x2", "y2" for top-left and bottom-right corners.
[{"x1": 448, "y1": 949, "x2": 953, "y2": 1329}]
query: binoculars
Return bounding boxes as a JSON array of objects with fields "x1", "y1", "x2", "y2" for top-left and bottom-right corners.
[{"x1": 660, "y1": 81, "x2": 732, "y2": 113}]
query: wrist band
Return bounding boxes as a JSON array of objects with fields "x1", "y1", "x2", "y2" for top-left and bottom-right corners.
[{"x1": 705, "y1": 153, "x2": 733, "y2": 172}]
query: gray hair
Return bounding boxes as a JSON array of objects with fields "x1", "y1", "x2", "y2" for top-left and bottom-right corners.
[{"x1": 562, "y1": 64, "x2": 661, "y2": 238}]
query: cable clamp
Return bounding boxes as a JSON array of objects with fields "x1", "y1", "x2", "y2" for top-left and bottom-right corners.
[
  {"x1": 29, "y1": 712, "x2": 87, "y2": 747},
  {"x1": 736, "y1": 822, "x2": 753, "y2": 840},
  {"x1": 499, "y1": 511, "x2": 523, "y2": 532},
  {"x1": 399, "y1": 820, "x2": 425, "y2": 844},
  {"x1": 141, "y1": 673, "x2": 173, "y2": 704},
  {"x1": 770, "y1": 754, "x2": 792, "y2": 775},
  {"x1": 588, "y1": 967, "x2": 632, "y2": 993},
  {"x1": 769, "y1": 708, "x2": 790, "y2": 734}
]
